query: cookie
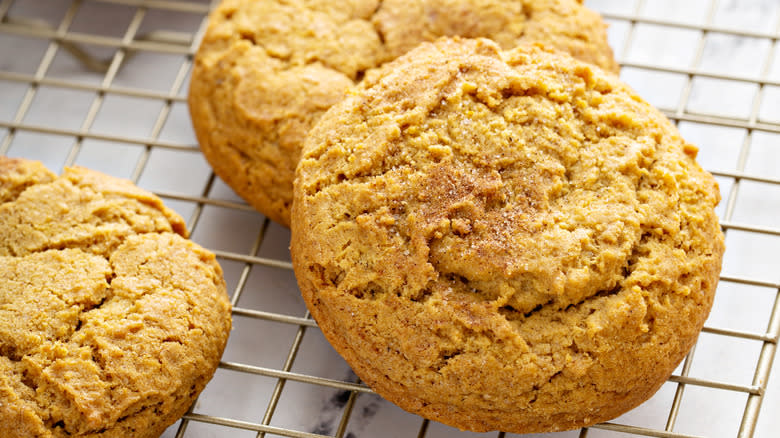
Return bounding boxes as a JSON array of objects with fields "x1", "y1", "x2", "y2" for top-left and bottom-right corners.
[
  {"x1": 0, "y1": 157, "x2": 232, "y2": 438},
  {"x1": 290, "y1": 38, "x2": 724, "y2": 433},
  {"x1": 189, "y1": 0, "x2": 619, "y2": 226}
]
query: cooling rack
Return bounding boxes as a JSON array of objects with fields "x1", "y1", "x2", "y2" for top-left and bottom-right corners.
[{"x1": 0, "y1": 0, "x2": 778, "y2": 437}]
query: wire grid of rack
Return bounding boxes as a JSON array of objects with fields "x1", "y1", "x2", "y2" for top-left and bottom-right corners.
[{"x1": 0, "y1": 0, "x2": 778, "y2": 437}]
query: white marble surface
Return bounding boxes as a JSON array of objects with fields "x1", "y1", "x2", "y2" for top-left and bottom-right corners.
[{"x1": 0, "y1": 0, "x2": 779, "y2": 437}]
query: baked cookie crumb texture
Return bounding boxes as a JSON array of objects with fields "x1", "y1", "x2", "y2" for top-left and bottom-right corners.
[
  {"x1": 0, "y1": 157, "x2": 232, "y2": 438},
  {"x1": 291, "y1": 39, "x2": 725, "y2": 433},
  {"x1": 189, "y1": 0, "x2": 618, "y2": 226}
]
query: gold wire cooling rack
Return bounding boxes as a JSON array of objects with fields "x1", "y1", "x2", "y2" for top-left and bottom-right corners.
[{"x1": 0, "y1": 0, "x2": 778, "y2": 437}]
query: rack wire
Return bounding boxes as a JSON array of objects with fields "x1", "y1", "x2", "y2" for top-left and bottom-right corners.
[{"x1": 0, "y1": 0, "x2": 778, "y2": 437}]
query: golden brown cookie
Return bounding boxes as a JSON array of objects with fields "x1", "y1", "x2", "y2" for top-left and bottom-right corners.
[
  {"x1": 189, "y1": 0, "x2": 619, "y2": 226},
  {"x1": 290, "y1": 38, "x2": 724, "y2": 433},
  {"x1": 0, "y1": 157, "x2": 232, "y2": 438}
]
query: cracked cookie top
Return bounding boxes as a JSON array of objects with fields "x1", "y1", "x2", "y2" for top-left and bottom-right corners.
[
  {"x1": 290, "y1": 38, "x2": 724, "y2": 433},
  {"x1": 0, "y1": 158, "x2": 231, "y2": 438},
  {"x1": 188, "y1": 0, "x2": 619, "y2": 226}
]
